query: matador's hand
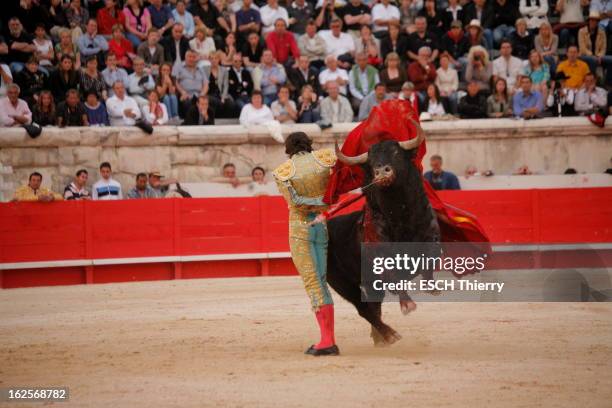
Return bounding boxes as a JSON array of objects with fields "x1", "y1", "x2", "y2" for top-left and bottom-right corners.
[{"x1": 307, "y1": 213, "x2": 328, "y2": 227}]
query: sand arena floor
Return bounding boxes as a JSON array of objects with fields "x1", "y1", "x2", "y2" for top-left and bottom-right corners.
[{"x1": 1, "y1": 276, "x2": 611, "y2": 408}]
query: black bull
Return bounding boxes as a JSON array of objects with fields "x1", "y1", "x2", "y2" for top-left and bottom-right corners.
[{"x1": 326, "y1": 140, "x2": 441, "y2": 346}]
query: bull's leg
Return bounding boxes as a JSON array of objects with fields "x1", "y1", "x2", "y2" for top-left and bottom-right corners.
[
  {"x1": 358, "y1": 302, "x2": 402, "y2": 346},
  {"x1": 399, "y1": 292, "x2": 417, "y2": 315}
]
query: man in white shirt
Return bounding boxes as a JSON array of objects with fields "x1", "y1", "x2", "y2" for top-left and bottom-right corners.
[
  {"x1": 0, "y1": 84, "x2": 32, "y2": 127},
  {"x1": 260, "y1": 0, "x2": 289, "y2": 35},
  {"x1": 239, "y1": 90, "x2": 275, "y2": 125},
  {"x1": 318, "y1": 55, "x2": 350, "y2": 95},
  {"x1": 371, "y1": 0, "x2": 401, "y2": 34},
  {"x1": 92, "y1": 162, "x2": 123, "y2": 200},
  {"x1": 492, "y1": 40, "x2": 524, "y2": 91},
  {"x1": 574, "y1": 72, "x2": 608, "y2": 115},
  {"x1": 320, "y1": 81, "x2": 354, "y2": 123},
  {"x1": 318, "y1": 18, "x2": 355, "y2": 68},
  {"x1": 127, "y1": 57, "x2": 156, "y2": 108},
  {"x1": 106, "y1": 81, "x2": 142, "y2": 126}
]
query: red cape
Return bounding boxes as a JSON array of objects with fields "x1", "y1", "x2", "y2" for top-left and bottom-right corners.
[{"x1": 324, "y1": 100, "x2": 490, "y2": 244}]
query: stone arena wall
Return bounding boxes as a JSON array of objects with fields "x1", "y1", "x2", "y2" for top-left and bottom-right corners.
[{"x1": 0, "y1": 117, "x2": 610, "y2": 198}]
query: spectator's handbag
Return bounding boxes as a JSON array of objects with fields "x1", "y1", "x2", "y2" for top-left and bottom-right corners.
[
  {"x1": 23, "y1": 123, "x2": 42, "y2": 139},
  {"x1": 135, "y1": 119, "x2": 154, "y2": 134}
]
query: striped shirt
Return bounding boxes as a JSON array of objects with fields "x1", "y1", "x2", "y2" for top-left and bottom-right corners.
[
  {"x1": 64, "y1": 182, "x2": 91, "y2": 200},
  {"x1": 92, "y1": 178, "x2": 123, "y2": 200}
]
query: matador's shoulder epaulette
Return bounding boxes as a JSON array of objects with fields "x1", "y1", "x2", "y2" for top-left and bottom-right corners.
[
  {"x1": 312, "y1": 148, "x2": 336, "y2": 168},
  {"x1": 273, "y1": 159, "x2": 295, "y2": 181}
]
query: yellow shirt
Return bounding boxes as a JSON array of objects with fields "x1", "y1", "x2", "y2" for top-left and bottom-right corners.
[
  {"x1": 14, "y1": 185, "x2": 63, "y2": 202},
  {"x1": 556, "y1": 60, "x2": 590, "y2": 89}
]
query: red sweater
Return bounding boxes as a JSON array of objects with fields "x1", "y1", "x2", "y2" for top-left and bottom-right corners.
[
  {"x1": 407, "y1": 61, "x2": 437, "y2": 92},
  {"x1": 265, "y1": 31, "x2": 300, "y2": 64},
  {"x1": 108, "y1": 38, "x2": 134, "y2": 69},
  {"x1": 97, "y1": 8, "x2": 126, "y2": 36}
]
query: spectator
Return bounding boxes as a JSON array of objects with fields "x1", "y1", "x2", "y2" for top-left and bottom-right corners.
[
  {"x1": 349, "y1": 52, "x2": 380, "y2": 111},
  {"x1": 80, "y1": 57, "x2": 108, "y2": 101},
  {"x1": 148, "y1": 171, "x2": 176, "y2": 198},
  {"x1": 340, "y1": 0, "x2": 371, "y2": 37},
  {"x1": 14, "y1": 172, "x2": 62, "y2": 202},
  {"x1": 236, "y1": 0, "x2": 262, "y2": 43},
  {"x1": 443, "y1": 0, "x2": 465, "y2": 32},
  {"x1": 66, "y1": 0, "x2": 90, "y2": 42},
  {"x1": 418, "y1": 0, "x2": 445, "y2": 38},
  {"x1": 127, "y1": 172, "x2": 157, "y2": 199},
  {"x1": 271, "y1": 85, "x2": 298, "y2": 123},
  {"x1": 421, "y1": 83, "x2": 449, "y2": 117},
  {"x1": 314, "y1": 0, "x2": 341, "y2": 31},
  {"x1": 318, "y1": 55, "x2": 350, "y2": 96},
  {"x1": 57, "y1": 89, "x2": 89, "y2": 127},
  {"x1": 407, "y1": 16, "x2": 439, "y2": 62},
  {"x1": 47, "y1": 0, "x2": 70, "y2": 40},
  {"x1": 33, "y1": 24, "x2": 54, "y2": 74},
  {"x1": 102, "y1": 53, "x2": 129, "y2": 95},
  {"x1": 84, "y1": 90, "x2": 110, "y2": 126},
  {"x1": 298, "y1": 20, "x2": 327, "y2": 69},
  {"x1": 574, "y1": 72, "x2": 608, "y2": 115},
  {"x1": 77, "y1": 19, "x2": 109, "y2": 61},
  {"x1": 249, "y1": 166, "x2": 269, "y2": 195},
  {"x1": 578, "y1": 12, "x2": 611, "y2": 86},
  {"x1": 354, "y1": 25, "x2": 382, "y2": 67},
  {"x1": 487, "y1": 77, "x2": 513, "y2": 117},
  {"x1": 13, "y1": 0, "x2": 46, "y2": 40},
  {"x1": 6, "y1": 18, "x2": 36, "y2": 73},
  {"x1": 489, "y1": 0, "x2": 519, "y2": 47},
  {"x1": 207, "y1": 51, "x2": 232, "y2": 115},
  {"x1": 519, "y1": 0, "x2": 549, "y2": 30},
  {"x1": 589, "y1": 0, "x2": 612, "y2": 33},
  {"x1": 108, "y1": 25, "x2": 135, "y2": 70},
  {"x1": 289, "y1": 0, "x2": 315, "y2": 35},
  {"x1": 320, "y1": 81, "x2": 353, "y2": 123},
  {"x1": 219, "y1": 32, "x2": 238, "y2": 66},
  {"x1": 15, "y1": 57, "x2": 45, "y2": 107},
  {"x1": 297, "y1": 84, "x2": 321, "y2": 123},
  {"x1": 440, "y1": 20, "x2": 470, "y2": 72},
  {"x1": 492, "y1": 40, "x2": 523, "y2": 92},
  {"x1": 186, "y1": 94, "x2": 215, "y2": 125},
  {"x1": 211, "y1": 163, "x2": 249, "y2": 188},
  {"x1": 49, "y1": 55, "x2": 80, "y2": 103},
  {"x1": 141, "y1": 90, "x2": 168, "y2": 126},
  {"x1": 288, "y1": 55, "x2": 320, "y2": 101},
  {"x1": 97, "y1": 0, "x2": 125, "y2": 37},
  {"x1": 513, "y1": 75, "x2": 543, "y2": 118},
  {"x1": 242, "y1": 32, "x2": 265, "y2": 68},
  {"x1": 358, "y1": 83, "x2": 391, "y2": 121},
  {"x1": 463, "y1": 0, "x2": 494, "y2": 49},
  {"x1": 380, "y1": 22, "x2": 408, "y2": 63},
  {"x1": 465, "y1": 45, "x2": 492, "y2": 92},
  {"x1": 372, "y1": 0, "x2": 401, "y2": 36},
  {"x1": 546, "y1": 71, "x2": 576, "y2": 116},
  {"x1": 162, "y1": 23, "x2": 190, "y2": 66},
  {"x1": 123, "y1": 0, "x2": 152, "y2": 47},
  {"x1": 148, "y1": 0, "x2": 175, "y2": 36},
  {"x1": 137, "y1": 29, "x2": 165, "y2": 74},
  {"x1": 261, "y1": 0, "x2": 289, "y2": 35},
  {"x1": 239, "y1": 91, "x2": 275, "y2": 125},
  {"x1": 556, "y1": 45, "x2": 590, "y2": 90},
  {"x1": 399, "y1": 0, "x2": 421, "y2": 34},
  {"x1": 524, "y1": 50, "x2": 550, "y2": 99},
  {"x1": 458, "y1": 80, "x2": 487, "y2": 118},
  {"x1": 64, "y1": 169, "x2": 91, "y2": 200},
  {"x1": 380, "y1": 52, "x2": 409, "y2": 95},
  {"x1": 435, "y1": 53, "x2": 459, "y2": 113},
  {"x1": 510, "y1": 18, "x2": 534, "y2": 60},
  {"x1": 106, "y1": 81, "x2": 142, "y2": 126},
  {"x1": 255, "y1": 49, "x2": 287, "y2": 105},
  {"x1": 266, "y1": 19, "x2": 300, "y2": 67},
  {"x1": 32, "y1": 91, "x2": 57, "y2": 127},
  {"x1": 55, "y1": 29, "x2": 81, "y2": 70},
  {"x1": 92, "y1": 162, "x2": 122, "y2": 200},
  {"x1": 534, "y1": 21, "x2": 558, "y2": 73},
  {"x1": 190, "y1": 26, "x2": 216, "y2": 70},
  {"x1": 399, "y1": 81, "x2": 420, "y2": 114},
  {"x1": 318, "y1": 18, "x2": 355, "y2": 68},
  {"x1": 0, "y1": 64, "x2": 12, "y2": 99},
  {"x1": 173, "y1": 50, "x2": 209, "y2": 114},
  {"x1": 424, "y1": 155, "x2": 460, "y2": 190},
  {"x1": 190, "y1": 0, "x2": 229, "y2": 46},
  {"x1": 128, "y1": 57, "x2": 155, "y2": 108},
  {"x1": 155, "y1": 62, "x2": 180, "y2": 122},
  {"x1": 407, "y1": 46, "x2": 437, "y2": 98},
  {"x1": 0, "y1": 84, "x2": 32, "y2": 127},
  {"x1": 172, "y1": 1, "x2": 196, "y2": 39},
  {"x1": 228, "y1": 53, "x2": 254, "y2": 111},
  {"x1": 555, "y1": 0, "x2": 588, "y2": 49}
]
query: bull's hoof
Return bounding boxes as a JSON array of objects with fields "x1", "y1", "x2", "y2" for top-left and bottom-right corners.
[
  {"x1": 383, "y1": 330, "x2": 402, "y2": 345},
  {"x1": 400, "y1": 300, "x2": 417, "y2": 315},
  {"x1": 371, "y1": 327, "x2": 402, "y2": 346},
  {"x1": 371, "y1": 327, "x2": 386, "y2": 347}
]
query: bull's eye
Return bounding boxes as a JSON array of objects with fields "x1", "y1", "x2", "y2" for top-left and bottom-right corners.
[{"x1": 384, "y1": 166, "x2": 392, "y2": 173}]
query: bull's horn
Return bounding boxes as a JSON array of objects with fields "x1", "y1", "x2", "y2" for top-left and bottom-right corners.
[
  {"x1": 335, "y1": 141, "x2": 368, "y2": 165},
  {"x1": 398, "y1": 118, "x2": 426, "y2": 151}
]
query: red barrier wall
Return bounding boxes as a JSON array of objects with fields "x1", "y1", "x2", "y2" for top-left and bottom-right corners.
[{"x1": 1, "y1": 188, "x2": 611, "y2": 288}]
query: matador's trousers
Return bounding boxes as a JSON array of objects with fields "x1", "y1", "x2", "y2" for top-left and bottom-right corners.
[{"x1": 288, "y1": 210, "x2": 334, "y2": 311}]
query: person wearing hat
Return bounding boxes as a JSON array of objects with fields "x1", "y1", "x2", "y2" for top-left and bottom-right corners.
[
  {"x1": 578, "y1": 11, "x2": 611, "y2": 85},
  {"x1": 546, "y1": 70, "x2": 576, "y2": 117},
  {"x1": 148, "y1": 171, "x2": 178, "y2": 198},
  {"x1": 519, "y1": 0, "x2": 549, "y2": 30},
  {"x1": 589, "y1": 0, "x2": 612, "y2": 33},
  {"x1": 556, "y1": 45, "x2": 590, "y2": 90}
]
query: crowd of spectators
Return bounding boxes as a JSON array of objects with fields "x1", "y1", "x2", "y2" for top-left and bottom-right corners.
[{"x1": 0, "y1": 0, "x2": 610, "y2": 133}]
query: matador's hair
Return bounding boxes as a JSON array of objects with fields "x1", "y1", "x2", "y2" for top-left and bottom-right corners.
[{"x1": 285, "y1": 132, "x2": 313, "y2": 157}]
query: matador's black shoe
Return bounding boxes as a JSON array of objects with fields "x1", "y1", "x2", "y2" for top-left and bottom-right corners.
[{"x1": 304, "y1": 344, "x2": 340, "y2": 356}]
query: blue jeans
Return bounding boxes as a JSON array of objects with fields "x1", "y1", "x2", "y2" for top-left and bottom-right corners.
[
  {"x1": 493, "y1": 25, "x2": 514, "y2": 47},
  {"x1": 482, "y1": 29, "x2": 494, "y2": 51},
  {"x1": 163, "y1": 94, "x2": 179, "y2": 118},
  {"x1": 126, "y1": 32, "x2": 143, "y2": 48},
  {"x1": 580, "y1": 55, "x2": 612, "y2": 85},
  {"x1": 10, "y1": 62, "x2": 25, "y2": 74},
  {"x1": 543, "y1": 55, "x2": 557, "y2": 78},
  {"x1": 263, "y1": 93, "x2": 277, "y2": 106}
]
